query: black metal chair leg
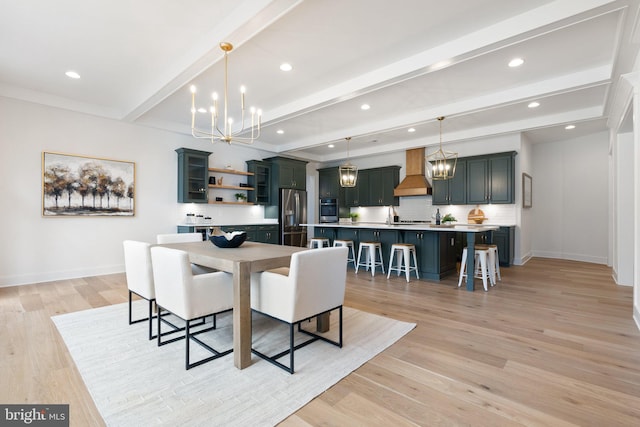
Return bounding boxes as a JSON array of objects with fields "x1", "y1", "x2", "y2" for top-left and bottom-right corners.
[
  {"x1": 128, "y1": 291, "x2": 133, "y2": 324},
  {"x1": 289, "y1": 323, "x2": 295, "y2": 374},
  {"x1": 339, "y1": 306, "x2": 343, "y2": 347},
  {"x1": 185, "y1": 320, "x2": 191, "y2": 370},
  {"x1": 157, "y1": 306, "x2": 162, "y2": 347},
  {"x1": 148, "y1": 299, "x2": 154, "y2": 340}
]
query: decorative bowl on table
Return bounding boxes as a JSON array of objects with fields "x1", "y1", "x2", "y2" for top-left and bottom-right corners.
[{"x1": 209, "y1": 228, "x2": 247, "y2": 248}]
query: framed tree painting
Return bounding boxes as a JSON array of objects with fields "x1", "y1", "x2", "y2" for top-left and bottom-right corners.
[
  {"x1": 522, "y1": 172, "x2": 532, "y2": 208},
  {"x1": 42, "y1": 152, "x2": 135, "y2": 216}
]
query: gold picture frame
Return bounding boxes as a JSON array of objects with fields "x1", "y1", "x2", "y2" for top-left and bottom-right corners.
[
  {"x1": 522, "y1": 172, "x2": 532, "y2": 208},
  {"x1": 42, "y1": 152, "x2": 135, "y2": 216}
]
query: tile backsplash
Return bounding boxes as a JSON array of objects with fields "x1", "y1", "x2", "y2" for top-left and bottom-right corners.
[{"x1": 350, "y1": 196, "x2": 517, "y2": 225}]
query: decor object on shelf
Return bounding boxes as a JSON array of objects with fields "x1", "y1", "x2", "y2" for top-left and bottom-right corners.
[
  {"x1": 235, "y1": 193, "x2": 247, "y2": 202},
  {"x1": 426, "y1": 116, "x2": 457, "y2": 181},
  {"x1": 339, "y1": 137, "x2": 358, "y2": 187},
  {"x1": 42, "y1": 152, "x2": 135, "y2": 216},
  {"x1": 209, "y1": 227, "x2": 247, "y2": 248},
  {"x1": 522, "y1": 172, "x2": 532, "y2": 208},
  {"x1": 189, "y1": 42, "x2": 262, "y2": 145}
]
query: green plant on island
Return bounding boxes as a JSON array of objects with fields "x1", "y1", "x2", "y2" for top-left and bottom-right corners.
[
  {"x1": 441, "y1": 213, "x2": 456, "y2": 223},
  {"x1": 349, "y1": 212, "x2": 359, "y2": 221}
]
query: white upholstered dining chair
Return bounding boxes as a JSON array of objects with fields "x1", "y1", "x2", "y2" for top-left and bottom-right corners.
[
  {"x1": 150, "y1": 246, "x2": 234, "y2": 370},
  {"x1": 123, "y1": 240, "x2": 158, "y2": 340},
  {"x1": 250, "y1": 246, "x2": 348, "y2": 373},
  {"x1": 123, "y1": 240, "x2": 186, "y2": 340}
]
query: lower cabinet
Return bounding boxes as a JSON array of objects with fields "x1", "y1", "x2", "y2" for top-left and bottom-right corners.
[
  {"x1": 256, "y1": 225, "x2": 278, "y2": 244},
  {"x1": 460, "y1": 226, "x2": 515, "y2": 266},
  {"x1": 336, "y1": 228, "x2": 359, "y2": 249},
  {"x1": 179, "y1": 224, "x2": 279, "y2": 244},
  {"x1": 492, "y1": 226, "x2": 515, "y2": 266},
  {"x1": 401, "y1": 230, "x2": 457, "y2": 280},
  {"x1": 358, "y1": 228, "x2": 399, "y2": 264},
  {"x1": 314, "y1": 226, "x2": 336, "y2": 243}
]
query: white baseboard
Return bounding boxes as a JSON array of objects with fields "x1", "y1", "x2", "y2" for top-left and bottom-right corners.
[
  {"x1": 532, "y1": 250, "x2": 608, "y2": 265},
  {"x1": 0, "y1": 264, "x2": 124, "y2": 288}
]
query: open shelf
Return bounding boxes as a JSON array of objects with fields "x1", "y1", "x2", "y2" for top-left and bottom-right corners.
[
  {"x1": 208, "y1": 184, "x2": 254, "y2": 191},
  {"x1": 208, "y1": 167, "x2": 254, "y2": 176},
  {"x1": 208, "y1": 200, "x2": 255, "y2": 205}
]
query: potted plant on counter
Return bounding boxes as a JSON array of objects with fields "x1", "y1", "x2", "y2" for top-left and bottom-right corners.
[
  {"x1": 441, "y1": 213, "x2": 457, "y2": 224},
  {"x1": 349, "y1": 212, "x2": 359, "y2": 223}
]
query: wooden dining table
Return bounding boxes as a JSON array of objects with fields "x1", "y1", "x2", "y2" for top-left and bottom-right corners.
[{"x1": 159, "y1": 240, "x2": 308, "y2": 370}]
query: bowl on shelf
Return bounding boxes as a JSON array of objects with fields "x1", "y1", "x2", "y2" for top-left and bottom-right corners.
[{"x1": 209, "y1": 228, "x2": 247, "y2": 248}]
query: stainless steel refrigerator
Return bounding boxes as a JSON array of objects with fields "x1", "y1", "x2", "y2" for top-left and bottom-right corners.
[{"x1": 280, "y1": 188, "x2": 307, "y2": 246}]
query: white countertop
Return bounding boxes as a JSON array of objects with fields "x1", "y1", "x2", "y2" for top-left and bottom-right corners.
[
  {"x1": 178, "y1": 221, "x2": 278, "y2": 227},
  {"x1": 302, "y1": 222, "x2": 500, "y2": 232}
]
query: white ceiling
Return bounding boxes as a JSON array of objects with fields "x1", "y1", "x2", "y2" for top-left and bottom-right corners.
[{"x1": 1, "y1": 0, "x2": 639, "y2": 163}]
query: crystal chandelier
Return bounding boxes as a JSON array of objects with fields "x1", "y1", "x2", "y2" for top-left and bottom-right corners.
[
  {"x1": 426, "y1": 116, "x2": 457, "y2": 180},
  {"x1": 339, "y1": 137, "x2": 358, "y2": 187},
  {"x1": 190, "y1": 42, "x2": 261, "y2": 144}
]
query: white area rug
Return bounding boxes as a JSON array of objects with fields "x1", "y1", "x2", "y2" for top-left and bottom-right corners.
[{"x1": 52, "y1": 302, "x2": 415, "y2": 426}]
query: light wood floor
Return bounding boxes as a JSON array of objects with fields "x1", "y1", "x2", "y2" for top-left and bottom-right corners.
[{"x1": 2, "y1": 258, "x2": 640, "y2": 426}]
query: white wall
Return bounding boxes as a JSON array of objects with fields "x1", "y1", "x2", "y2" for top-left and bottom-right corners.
[
  {"x1": 518, "y1": 134, "x2": 534, "y2": 264},
  {"x1": 614, "y1": 132, "x2": 634, "y2": 285},
  {"x1": 531, "y1": 131, "x2": 609, "y2": 264},
  {"x1": 0, "y1": 97, "x2": 270, "y2": 286}
]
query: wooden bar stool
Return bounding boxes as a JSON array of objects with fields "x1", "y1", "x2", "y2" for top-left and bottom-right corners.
[
  {"x1": 333, "y1": 239, "x2": 356, "y2": 268},
  {"x1": 308, "y1": 237, "x2": 330, "y2": 249},
  {"x1": 458, "y1": 246, "x2": 490, "y2": 291},
  {"x1": 387, "y1": 243, "x2": 419, "y2": 282},
  {"x1": 356, "y1": 241, "x2": 385, "y2": 276},
  {"x1": 476, "y1": 244, "x2": 501, "y2": 285}
]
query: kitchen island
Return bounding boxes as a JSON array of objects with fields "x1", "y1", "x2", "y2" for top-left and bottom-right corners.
[{"x1": 303, "y1": 222, "x2": 499, "y2": 291}]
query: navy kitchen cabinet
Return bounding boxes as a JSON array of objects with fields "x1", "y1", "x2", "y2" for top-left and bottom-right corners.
[
  {"x1": 176, "y1": 148, "x2": 211, "y2": 203},
  {"x1": 466, "y1": 152, "x2": 515, "y2": 204},
  {"x1": 432, "y1": 159, "x2": 466, "y2": 205}
]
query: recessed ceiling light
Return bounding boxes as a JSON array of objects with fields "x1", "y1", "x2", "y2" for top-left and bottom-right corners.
[
  {"x1": 197, "y1": 107, "x2": 207, "y2": 113},
  {"x1": 508, "y1": 58, "x2": 524, "y2": 68},
  {"x1": 360, "y1": 104, "x2": 370, "y2": 110},
  {"x1": 565, "y1": 125, "x2": 576, "y2": 130},
  {"x1": 430, "y1": 60, "x2": 452, "y2": 70},
  {"x1": 279, "y1": 63, "x2": 293, "y2": 72},
  {"x1": 328, "y1": 144, "x2": 335, "y2": 148},
  {"x1": 65, "y1": 70, "x2": 81, "y2": 79},
  {"x1": 276, "y1": 129, "x2": 284, "y2": 134},
  {"x1": 528, "y1": 102, "x2": 540, "y2": 108},
  {"x1": 408, "y1": 128, "x2": 416, "y2": 133}
]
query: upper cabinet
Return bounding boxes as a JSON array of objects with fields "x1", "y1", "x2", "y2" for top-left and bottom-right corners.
[
  {"x1": 368, "y1": 166, "x2": 400, "y2": 206},
  {"x1": 432, "y1": 159, "x2": 466, "y2": 205},
  {"x1": 267, "y1": 156, "x2": 307, "y2": 190},
  {"x1": 176, "y1": 148, "x2": 211, "y2": 203},
  {"x1": 345, "y1": 169, "x2": 369, "y2": 207},
  {"x1": 466, "y1": 152, "x2": 515, "y2": 204},
  {"x1": 246, "y1": 160, "x2": 271, "y2": 205},
  {"x1": 342, "y1": 166, "x2": 400, "y2": 207},
  {"x1": 318, "y1": 167, "x2": 344, "y2": 199}
]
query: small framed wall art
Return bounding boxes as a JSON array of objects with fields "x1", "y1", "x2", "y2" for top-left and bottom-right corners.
[
  {"x1": 522, "y1": 172, "x2": 532, "y2": 208},
  {"x1": 42, "y1": 152, "x2": 135, "y2": 216}
]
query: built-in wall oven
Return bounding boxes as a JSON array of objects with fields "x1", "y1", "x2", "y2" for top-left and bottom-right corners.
[{"x1": 319, "y1": 198, "x2": 338, "y2": 223}]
